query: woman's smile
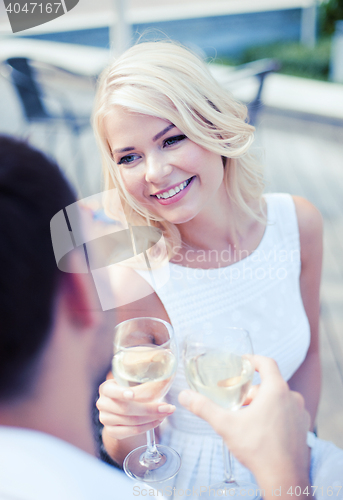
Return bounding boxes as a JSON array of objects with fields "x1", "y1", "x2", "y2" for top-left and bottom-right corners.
[
  {"x1": 151, "y1": 176, "x2": 195, "y2": 205},
  {"x1": 105, "y1": 108, "x2": 225, "y2": 224}
]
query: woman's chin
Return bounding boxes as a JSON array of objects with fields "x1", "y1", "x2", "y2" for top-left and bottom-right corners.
[
  {"x1": 163, "y1": 213, "x2": 197, "y2": 225},
  {"x1": 147, "y1": 203, "x2": 199, "y2": 225}
]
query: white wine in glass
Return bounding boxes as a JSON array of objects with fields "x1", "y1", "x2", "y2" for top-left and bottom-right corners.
[
  {"x1": 112, "y1": 317, "x2": 181, "y2": 483},
  {"x1": 184, "y1": 328, "x2": 260, "y2": 499},
  {"x1": 185, "y1": 350, "x2": 254, "y2": 410}
]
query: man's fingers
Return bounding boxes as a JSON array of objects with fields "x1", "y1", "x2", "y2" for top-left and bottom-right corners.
[
  {"x1": 291, "y1": 390, "x2": 306, "y2": 409},
  {"x1": 289, "y1": 391, "x2": 311, "y2": 432},
  {"x1": 252, "y1": 355, "x2": 278, "y2": 376},
  {"x1": 251, "y1": 355, "x2": 282, "y2": 380},
  {"x1": 242, "y1": 384, "x2": 259, "y2": 406},
  {"x1": 178, "y1": 390, "x2": 229, "y2": 430}
]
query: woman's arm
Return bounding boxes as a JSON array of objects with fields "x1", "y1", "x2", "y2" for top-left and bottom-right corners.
[
  {"x1": 97, "y1": 265, "x2": 172, "y2": 466},
  {"x1": 288, "y1": 196, "x2": 323, "y2": 429}
]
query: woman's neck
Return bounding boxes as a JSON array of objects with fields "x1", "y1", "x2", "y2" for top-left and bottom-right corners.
[
  {"x1": 178, "y1": 187, "x2": 246, "y2": 251},
  {"x1": 173, "y1": 190, "x2": 266, "y2": 268}
]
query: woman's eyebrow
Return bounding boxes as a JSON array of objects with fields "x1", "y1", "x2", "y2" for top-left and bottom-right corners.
[
  {"x1": 112, "y1": 124, "x2": 175, "y2": 153},
  {"x1": 153, "y1": 124, "x2": 175, "y2": 142},
  {"x1": 113, "y1": 146, "x2": 135, "y2": 154}
]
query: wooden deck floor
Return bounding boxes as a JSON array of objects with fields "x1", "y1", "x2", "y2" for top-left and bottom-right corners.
[{"x1": 256, "y1": 110, "x2": 343, "y2": 448}]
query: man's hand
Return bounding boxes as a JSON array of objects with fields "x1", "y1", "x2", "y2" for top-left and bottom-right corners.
[{"x1": 178, "y1": 355, "x2": 311, "y2": 498}]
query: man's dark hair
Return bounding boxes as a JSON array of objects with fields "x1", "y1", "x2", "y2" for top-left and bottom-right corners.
[{"x1": 0, "y1": 135, "x2": 76, "y2": 401}]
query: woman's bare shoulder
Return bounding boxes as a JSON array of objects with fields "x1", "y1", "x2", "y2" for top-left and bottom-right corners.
[{"x1": 292, "y1": 196, "x2": 323, "y2": 262}]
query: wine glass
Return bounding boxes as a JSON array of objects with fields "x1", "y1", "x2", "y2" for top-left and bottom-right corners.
[
  {"x1": 112, "y1": 317, "x2": 181, "y2": 482},
  {"x1": 183, "y1": 327, "x2": 260, "y2": 499}
]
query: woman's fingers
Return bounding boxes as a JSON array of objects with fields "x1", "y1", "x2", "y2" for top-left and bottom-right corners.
[
  {"x1": 104, "y1": 419, "x2": 166, "y2": 440},
  {"x1": 99, "y1": 378, "x2": 173, "y2": 408},
  {"x1": 97, "y1": 377, "x2": 176, "y2": 440},
  {"x1": 97, "y1": 394, "x2": 175, "y2": 417},
  {"x1": 99, "y1": 410, "x2": 168, "y2": 427},
  {"x1": 97, "y1": 379, "x2": 175, "y2": 417},
  {"x1": 99, "y1": 378, "x2": 133, "y2": 400}
]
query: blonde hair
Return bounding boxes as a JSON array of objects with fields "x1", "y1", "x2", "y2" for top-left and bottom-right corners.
[{"x1": 93, "y1": 40, "x2": 265, "y2": 259}]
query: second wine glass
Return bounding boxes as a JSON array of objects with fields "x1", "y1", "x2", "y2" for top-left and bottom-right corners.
[
  {"x1": 183, "y1": 327, "x2": 260, "y2": 499},
  {"x1": 112, "y1": 317, "x2": 181, "y2": 483}
]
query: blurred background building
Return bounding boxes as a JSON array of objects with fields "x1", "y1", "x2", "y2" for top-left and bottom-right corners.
[
  {"x1": 1, "y1": 0, "x2": 343, "y2": 449},
  {"x1": 0, "y1": 0, "x2": 319, "y2": 55}
]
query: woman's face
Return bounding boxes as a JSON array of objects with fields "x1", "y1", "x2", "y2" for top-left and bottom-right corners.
[{"x1": 105, "y1": 108, "x2": 225, "y2": 225}]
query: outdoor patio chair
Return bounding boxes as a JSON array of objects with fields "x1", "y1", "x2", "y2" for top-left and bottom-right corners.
[
  {"x1": 0, "y1": 57, "x2": 93, "y2": 188},
  {"x1": 219, "y1": 58, "x2": 280, "y2": 125}
]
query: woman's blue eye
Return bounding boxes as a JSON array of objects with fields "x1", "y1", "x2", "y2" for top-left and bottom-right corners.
[
  {"x1": 118, "y1": 154, "x2": 139, "y2": 165},
  {"x1": 163, "y1": 135, "x2": 187, "y2": 147}
]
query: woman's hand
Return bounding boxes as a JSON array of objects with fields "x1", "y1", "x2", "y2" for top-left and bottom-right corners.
[{"x1": 96, "y1": 378, "x2": 176, "y2": 441}]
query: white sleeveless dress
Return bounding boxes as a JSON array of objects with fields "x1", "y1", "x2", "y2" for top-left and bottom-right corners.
[{"x1": 136, "y1": 193, "x2": 343, "y2": 493}]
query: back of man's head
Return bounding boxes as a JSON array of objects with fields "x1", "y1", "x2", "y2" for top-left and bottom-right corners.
[{"x1": 0, "y1": 135, "x2": 76, "y2": 402}]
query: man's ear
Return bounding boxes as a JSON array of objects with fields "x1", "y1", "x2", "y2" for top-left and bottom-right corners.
[{"x1": 60, "y1": 249, "x2": 101, "y2": 330}]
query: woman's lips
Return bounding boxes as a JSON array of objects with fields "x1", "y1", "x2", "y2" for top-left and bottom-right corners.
[{"x1": 153, "y1": 176, "x2": 195, "y2": 206}]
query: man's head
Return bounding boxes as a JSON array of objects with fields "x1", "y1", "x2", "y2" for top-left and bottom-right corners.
[
  {"x1": 0, "y1": 136, "x2": 113, "y2": 410},
  {"x1": 0, "y1": 135, "x2": 77, "y2": 401}
]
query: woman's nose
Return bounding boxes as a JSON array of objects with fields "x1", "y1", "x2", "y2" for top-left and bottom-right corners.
[{"x1": 144, "y1": 154, "x2": 173, "y2": 184}]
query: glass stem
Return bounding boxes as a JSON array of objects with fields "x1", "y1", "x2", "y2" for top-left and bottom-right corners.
[
  {"x1": 144, "y1": 429, "x2": 161, "y2": 463},
  {"x1": 223, "y1": 440, "x2": 235, "y2": 483}
]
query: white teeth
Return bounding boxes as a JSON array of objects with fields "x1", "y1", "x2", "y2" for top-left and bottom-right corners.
[{"x1": 155, "y1": 178, "x2": 192, "y2": 200}]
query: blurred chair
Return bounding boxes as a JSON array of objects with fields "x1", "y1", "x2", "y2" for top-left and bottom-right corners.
[
  {"x1": 0, "y1": 57, "x2": 93, "y2": 188},
  {"x1": 217, "y1": 58, "x2": 280, "y2": 125}
]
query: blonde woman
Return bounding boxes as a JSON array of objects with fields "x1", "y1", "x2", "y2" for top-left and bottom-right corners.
[{"x1": 94, "y1": 41, "x2": 323, "y2": 489}]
